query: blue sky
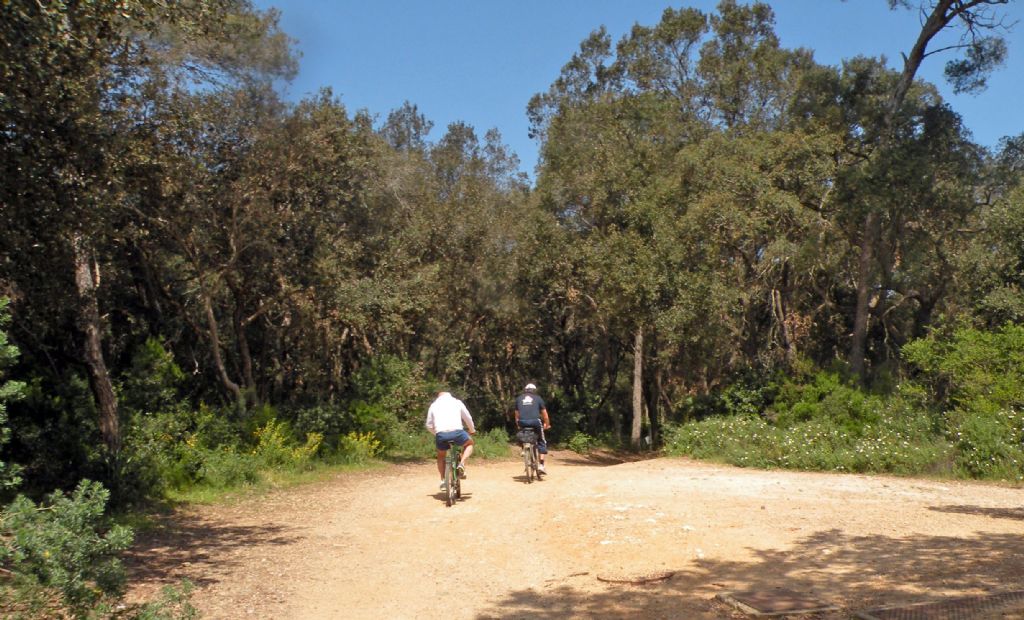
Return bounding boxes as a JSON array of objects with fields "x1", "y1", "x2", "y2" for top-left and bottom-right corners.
[{"x1": 251, "y1": 0, "x2": 1023, "y2": 180}]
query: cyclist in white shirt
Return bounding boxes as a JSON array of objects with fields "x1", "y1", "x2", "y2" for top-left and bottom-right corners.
[{"x1": 426, "y1": 390, "x2": 476, "y2": 490}]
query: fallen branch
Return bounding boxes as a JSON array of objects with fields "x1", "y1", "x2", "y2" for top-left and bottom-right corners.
[{"x1": 596, "y1": 571, "x2": 675, "y2": 585}]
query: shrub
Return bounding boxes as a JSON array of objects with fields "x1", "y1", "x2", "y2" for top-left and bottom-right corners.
[
  {"x1": 0, "y1": 480, "x2": 133, "y2": 616},
  {"x1": 904, "y1": 323, "x2": 1024, "y2": 479},
  {"x1": 384, "y1": 424, "x2": 436, "y2": 458},
  {"x1": 130, "y1": 580, "x2": 199, "y2": 620},
  {"x1": 950, "y1": 407, "x2": 1024, "y2": 479},
  {"x1": 293, "y1": 402, "x2": 350, "y2": 447},
  {"x1": 337, "y1": 431, "x2": 383, "y2": 464},
  {"x1": 0, "y1": 299, "x2": 25, "y2": 492},
  {"x1": 663, "y1": 394, "x2": 950, "y2": 476},
  {"x1": 119, "y1": 338, "x2": 186, "y2": 417},
  {"x1": 197, "y1": 448, "x2": 261, "y2": 488},
  {"x1": 252, "y1": 419, "x2": 323, "y2": 470},
  {"x1": 903, "y1": 323, "x2": 1024, "y2": 414},
  {"x1": 566, "y1": 431, "x2": 597, "y2": 454},
  {"x1": 772, "y1": 372, "x2": 883, "y2": 433},
  {"x1": 469, "y1": 428, "x2": 516, "y2": 459}
]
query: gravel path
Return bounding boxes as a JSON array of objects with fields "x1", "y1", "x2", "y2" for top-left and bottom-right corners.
[{"x1": 126, "y1": 450, "x2": 1024, "y2": 618}]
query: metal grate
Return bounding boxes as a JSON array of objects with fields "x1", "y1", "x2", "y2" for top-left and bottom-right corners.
[{"x1": 856, "y1": 590, "x2": 1024, "y2": 620}]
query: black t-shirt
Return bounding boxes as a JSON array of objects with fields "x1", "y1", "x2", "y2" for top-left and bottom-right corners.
[{"x1": 515, "y1": 392, "x2": 545, "y2": 422}]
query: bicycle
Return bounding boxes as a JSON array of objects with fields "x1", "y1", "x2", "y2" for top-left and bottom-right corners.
[
  {"x1": 517, "y1": 428, "x2": 541, "y2": 483},
  {"x1": 443, "y1": 441, "x2": 462, "y2": 507}
]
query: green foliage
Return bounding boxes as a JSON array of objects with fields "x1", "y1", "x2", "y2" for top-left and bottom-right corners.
[
  {"x1": 663, "y1": 402, "x2": 949, "y2": 475},
  {"x1": 120, "y1": 338, "x2": 186, "y2": 416},
  {"x1": 195, "y1": 448, "x2": 261, "y2": 489},
  {"x1": 124, "y1": 404, "x2": 243, "y2": 493},
  {"x1": 470, "y1": 428, "x2": 517, "y2": 459},
  {"x1": 721, "y1": 377, "x2": 780, "y2": 418},
  {"x1": 292, "y1": 356, "x2": 433, "y2": 454},
  {"x1": 566, "y1": 431, "x2": 598, "y2": 454},
  {"x1": 772, "y1": 372, "x2": 883, "y2": 433},
  {"x1": 337, "y1": 431, "x2": 383, "y2": 464},
  {"x1": 293, "y1": 402, "x2": 350, "y2": 446},
  {"x1": 0, "y1": 299, "x2": 25, "y2": 491},
  {"x1": 344, "y1": 356, "x2": 434, "y2": 447},
  {"x1": 384, "y1": 426, "x2": 437, "y2": 459},
  {"x1": 950, "y1": 407, "x2": 1024, "y2": 479},
  {"x1": 664, "y1": 370, "x2": 950, "y2": 475},
  {"x1": 904, "y1": 324, "x2": 1024, "y2": 478},
  {"x1": 0, "y1": 480, "x2": 133, "y2": 617},
  {"x1": 129, "y1": 580, "x2": 199, "y2": 620},
  {"x1": 252, "y1": 419, "x2": 322, "y2": 469},
  {"x1": 903, "y1": 323, "x2": 1024, "y2": 414}
]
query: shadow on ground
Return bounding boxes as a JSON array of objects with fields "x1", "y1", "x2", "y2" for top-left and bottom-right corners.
[
  {"x1": 125, "y1": 515, "x2": 301, "y2": 589},
  {"x1": 929, "y1": 504, "x2": 1024, "y2": 521},
  {"x1": 476, "y1": 527, "x2": 1024, "y2": 619},
  {"x1": 555, "y1": 449, "x2": 659, "y2": 468}
]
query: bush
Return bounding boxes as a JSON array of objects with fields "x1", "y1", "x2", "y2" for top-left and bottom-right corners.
[
  {"x1": 469, "y1": 428, "x2": 516, "y2": 459},
  {"x1": 130, "y1": 580, "x2": 199, "y2": 620},
  {"x1": 904, "y1": 323, "x2": 1024, "y2": 479},
  {"x1": 772, "y1": 372, "x2": 883, "y2": 433},
  {"x1": 950, "y1": 407, "x2": 1024, "y2": 479},
  {"x1": 196, "y1": 448, "x2": 261, "y2": 488},
  {"x1": 0, "y1": 298, "x2": 25, "y2": 492},
  {"x1": 566, "y1": 431, "x2": 597, "y2": 454},
  {"x1": 337, "y1": 431, "x2": 383, "y2": 464},
  {"x1": 124, "y1": 405, "x2": 249, "y2": 493},
  {"x1": 293, "y1": 402, "x2": 350, "y2": 448},
  {"x1": 252, "y1": 419, "x2": 322, "y2": 470},
  {"x1": 0, "y1": 480, "x2": 133, "y2": 617},
  {"x1": 384, "y1": 424, "x2": 436, "y2": 458},
  {"x1": 663, "y1": 373, "x2": 950, "y2": 477},
  {"x1": 904, "y1": 323, "x2": 1024, "y2": 414}
]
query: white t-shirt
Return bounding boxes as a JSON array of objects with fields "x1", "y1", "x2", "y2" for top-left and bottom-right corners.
[{"x1": 425, "y1": 392, "x2": 475, "y2": 434}]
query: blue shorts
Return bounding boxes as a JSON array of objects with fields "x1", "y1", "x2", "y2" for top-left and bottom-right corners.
[
  {"x1": 435, "y1": 429, "x2": 471, "y2": 451},
  {"x1": 518, "y1": 419, "x2": 547, "y2": 454}
]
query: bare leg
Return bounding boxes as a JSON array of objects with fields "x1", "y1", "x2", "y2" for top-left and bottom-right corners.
[
  {"x1": 436, "y1": 450, "x2": 446, "y2": 479},
  {"x1": 460, "y1": 441, "x2": 474, "y2": 467}
]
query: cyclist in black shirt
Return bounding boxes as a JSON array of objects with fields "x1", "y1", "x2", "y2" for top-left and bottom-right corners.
[{"x1": 515, "y1": 383, "x2": 551, "y2": 473}]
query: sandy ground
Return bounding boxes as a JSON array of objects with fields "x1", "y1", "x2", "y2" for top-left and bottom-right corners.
[{"x1": 125, "y1": 450, "x2": 1024, "y2": 619}]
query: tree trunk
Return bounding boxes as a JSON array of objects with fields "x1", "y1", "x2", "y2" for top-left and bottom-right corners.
[
  {"x1": 631, "y1": 327, "x2": 643, "y2": 450},
  {"x1": 72, "y1": 233, "x2": 120, "y2": 455},
  {"x1": 201, "y1": 287, "x2": 245, "y2": 411},
  {"x1": 849, "y1": 211, "x2": 877, "y2": 382},
  {"x1": 234, "y1": 301, "x2": 258, "y2": 406}
]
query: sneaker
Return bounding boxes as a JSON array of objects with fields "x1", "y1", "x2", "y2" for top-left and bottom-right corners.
[
  {"x1": 439, "y1": 480, "x2": 447, "y2": 491},
  {"x1": 538, "y1": 463, "x2": 546, "y2": 474},
  {"x1": 457, "y1": 464, "x2": 467, "y2": 479}
]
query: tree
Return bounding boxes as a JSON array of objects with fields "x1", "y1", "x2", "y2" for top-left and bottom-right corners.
[
  {"x1": 0, "y1": 1, "x2": 295, "y2": 452},
  {"x1": 847, "y1": 0, "x2": 1012, "y2": 380}
]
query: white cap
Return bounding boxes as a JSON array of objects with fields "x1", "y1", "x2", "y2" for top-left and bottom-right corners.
[{"x1": 525, "y1": 383, "x2": 537, "y2": 391}]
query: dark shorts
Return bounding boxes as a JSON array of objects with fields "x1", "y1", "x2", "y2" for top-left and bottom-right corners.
[
  {"x1": 435, "y1": 429, "x2": 472, "y2": 451},
  {"x1": 518, "y1": 419, "x2": 547, "y2": 454}
]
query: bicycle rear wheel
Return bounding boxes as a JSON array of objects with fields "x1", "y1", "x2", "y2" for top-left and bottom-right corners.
[
  {"x1": 454, "y1": 447, "x2": 462, "y2": 499},
  {"x1": 445, "y1": 454, "x2": 456, "y2": 507},
  {"x1": 524, "y1": 444, "x2": 534, "y2": 483}
]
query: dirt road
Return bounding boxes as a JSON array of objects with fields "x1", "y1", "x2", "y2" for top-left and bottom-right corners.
[{"x1": 126, "y1": 451, "x2": 1024, "y2": 618}]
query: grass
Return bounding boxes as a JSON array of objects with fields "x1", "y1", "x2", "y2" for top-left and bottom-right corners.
[{"x1": 164, "y1": 459, "x2": 386, "y2": 505}]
